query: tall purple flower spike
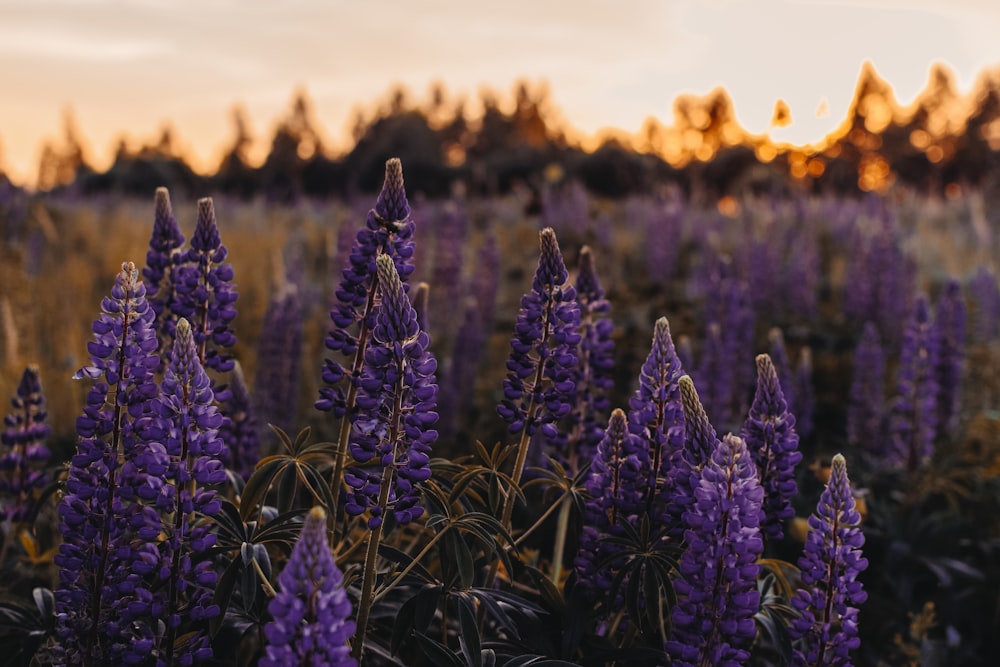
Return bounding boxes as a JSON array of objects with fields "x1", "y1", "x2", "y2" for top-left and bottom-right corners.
[
  {"x1": 934, "y1": 279, "x2": 966, "y2": 438},
  {"x1": 153, "y1": 317, "x2": 227, "y2": 664},
  {"x1": 222, "y1": 362, "x2": 260, "y2": 480},
  {"x1": 574, "y1": 409, "x2": 648, "y2": 595},
  {"x1": 55, "y1": 261, "x2": 162, "y2": 665},
  {"x1": 565, "y1": 245, "x2": 614, "y2": 466},
  {"x1": 790, "y1": 454, "x2": 868, "y2": 666},
  {"x1": 253, "y1": 281, "x2": 303, "y2": 435},
  {"x1": 889, "y1": 296, "x2": 940, "y2": 472},
  {"x1": 627, "y1": 317, "x2": 686, "y2": 528},
  {"x1": 847, "y1": 323, "x2": 885, "y2": 455},
  {"x1": 344, "y1": 254, "x2": 438, "y2": 528},
  {"x1": 968, "y1": 267, "x2": 999, "y2": 342},
  {"x1": 768, "y1": 328, "x2": 794, "y2": 415},
  {"x1": 793, "y1": 347, "x2": 815, "y2": 440},
  {"x1": 142, "y1": 187, "x2": 185, "y2": 357},
  {"x1": 740, "y1": 354, "x2": 802, "y2": 542},
  {"x1": 674, "y1": 375, "x2": 722, "y2": 539},
  {"x1": 0, "y1": 365, "x2": 51, "y2": 525},
  {"x1": 497, "y1": 228, "x2": 581, "y2": 443},
  {"x1": 318, "y1": 158, "x2": 415, "y2": 417},
  {"x1": 261, "y1": 506, "x2": 357, "y2": 667},
  {"x1": 666, "y1": 433, "x2": 764, "y2": 667},
  {"x1": 171, "y1": 198, "x2": 238, "y2": 377}
]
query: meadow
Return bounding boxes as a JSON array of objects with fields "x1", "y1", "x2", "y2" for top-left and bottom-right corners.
[{"x1": 1, "y1": 158, "x2": 999, "y2": 666}]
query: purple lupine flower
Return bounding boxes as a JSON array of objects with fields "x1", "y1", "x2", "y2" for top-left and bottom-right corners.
[
  {"x1": 152, "y1": 317, "x2": 226, "y2": 664},
  {"x1": 261, "y1": 506, "x2": 356, "y2": 667},
  {"x1": 768, "y1": 328, "x2": 795, "y2": 416},
  {"x1": 318, "y1": 158, "x2": 415, "y2": 417},
  {"x1": 935, "y1": 279, "x2": 966, "y2": 437},
  {"x1": 471, "y1": 232, "x2": 500, "y2": 334},
  {"x1": 794, "y1": 347, "x2": 815, "y2": 440},
  {"x1": 496, "y1": 228, "x2": 580, "y2": 446},
  {"x1": 677, "y1": 375, "x2": 720, "y2": 494},
  {"x1": 627, "y1": 317, "x2": 686, "y2": 523},
  {"x1": 784, "y1": 225, "x2": 819, "y2": 322},
  {"x1": 889, "y1": 296, "x2": 940, "y2": 472},
  {"x1": 694, "y1": 322, "x2": 731, "y2": 428},
  {"x1": 253, "y1": 281, "x2": 303, "y2": 435},
  {"x1": 740, "y1": 354, "x2": 802, "y2": 542},
  {"x1": 429, "y1": 203, "x2": 467, "y2": 337},
  {"x1": 411, "y1": 281, "x2": 430, "y2": 335},
  {"x1": 439, "y1": 297, "x2": 484, "y2": 442},
  {"x1": 220, "y1": 362, "x2": 260, "y2": 480},
  {"x1": 55, "y1": 261, "x2": 162, "y2": 665},
  {"x1": 676, "y1": 334, "x2": 694, "y2": 375},
  {"x1": 847, "y1": 323, "x2": 885, "y2": 455},
  {"x1": 564, "y1": 245, "x2": 615, "y2": 467},
  {"x1": 344, "y1": 254, "x2": 438, "y2": 528},
  {"x1": 791, "y1": 453, "x2": 867, "y2": 666},
  {"x1": 666, "y1": 433, "x2": 764, "y2": 667},
  {"x1": 641, "y1": 193, "x2": 683, "y2": 287},
  {"x1": 574, "y1": 409, "x2": 648, "y2": 596},
  {"x1": 0, "y1": 365, "x2": 51, "y2": 525},
  {"x1": 141, "y1": 187, "x2": 185, "y2": 355},
  {"x1": 171, "y1": 198, "x2": 238, "y2": 376},
  {"x1": 968, "y1": 267, "x2": 1000, "y2": 343}
]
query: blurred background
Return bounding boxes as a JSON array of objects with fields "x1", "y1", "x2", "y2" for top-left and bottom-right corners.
[{"x1": 3, "y1": 0, "x2": 1000, "y2": 198}]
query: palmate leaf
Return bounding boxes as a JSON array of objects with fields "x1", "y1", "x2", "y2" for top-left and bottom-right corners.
[{"x1": 239, "y1": 426, "x2": 338, "y2": 521}]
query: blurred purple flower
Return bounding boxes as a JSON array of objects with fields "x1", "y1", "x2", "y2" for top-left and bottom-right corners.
[
  {"x1": 261, "y1": 506, "x2": 356, "y2": 667},
  {"x1": 793, "y1": 347, "x2": 815, "y2": 440},
  {"x1": 968, "y1": 267, "x2": 1000, "y2": 343},
  {"x1": 253, "y1": 281, "x2": 303, "y2": 435},
  {"x1": 935, "y1": 279, "x2": 966, "y2": 437},
  {"x1": 889, "y1": 296, "x2": 939, "y2": 472},
  {"x1": 791, "y1": 453, "x2": 868, "y2": 666},
  {"x1": 847, "y1": 323, "x2": 885, "y2": 455},
  {"x1": 0, "y1": 365, "x2": 51, "y2": 525}
]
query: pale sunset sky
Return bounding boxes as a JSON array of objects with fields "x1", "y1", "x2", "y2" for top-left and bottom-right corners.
[{"x1": 2, "y1": 0, "x2": 1000, "y2": 186}]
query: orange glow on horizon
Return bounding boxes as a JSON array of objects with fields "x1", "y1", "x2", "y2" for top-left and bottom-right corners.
[{"x1": 5, "y1": 60, "x2": 1000, "y2": 191}]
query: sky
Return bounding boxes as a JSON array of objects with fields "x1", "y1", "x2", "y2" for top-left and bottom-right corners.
[{"x1": 2, "y1": 0, "x2": 1000, "y2": 185}]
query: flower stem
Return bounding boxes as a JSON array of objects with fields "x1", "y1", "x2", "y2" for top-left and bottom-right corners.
[{"x1": 550, "y1": 494, "x2": 572, "y2": 586}]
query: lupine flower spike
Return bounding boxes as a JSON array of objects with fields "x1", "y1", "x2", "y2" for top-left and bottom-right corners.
[
  {"x1": 847, "y1": 323, "x2": 885, "y2": 454},
  {"x1": 889, "y1": 296, "x2": 939, "y2": 472},
  {"x1": 142, "y1": 187, "x2": 185, "y2": 360},
  {"x1": 496, "y1": 227, "x2": 580, "y2": 530},
  {"x1": 565, "y1": 245, "x2": 614, "y2": 468},
  {"x1": 627, "y1": 317, "x2": 686, "y2": 527},
  {"x1": 261, "y1": 506, "x2": 356, "y2": 667},
  {"x1": 54, "y1": 261, "x2": 161, "y2": 665},
  {"x1": 172, "y1": 198, "x2": 238, "y2": 378},
  {"x1": 935, "y1": 279, "x2": 966, "y2": 437},
  {"x1": 155, "y1": 317, "x2": 227, "y2": 664},
  {"x1": 0, "y1": 365, "x2": 51, "y2": 528},
  {"x1": 318, "y1": 158, "x2": 415, "y2": 526},
  {"x1": 348, "y1": 254, "x2": 437, "y2": 661},
  {"x1": 666, "y1": 433, "x2": 764, "y2": 666},
  {"x1": 791, "y1": 454, "x2": 868, "y2": 666},
  {"x1": 740, "y1": 354, "x2": 802, "y2": 542},
  {"x1": 574, "y1": 409, "x2": 647, "y2": 596}
]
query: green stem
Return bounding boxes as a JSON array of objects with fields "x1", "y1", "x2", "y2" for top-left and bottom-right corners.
[
  {"x1": 351, "y1": 355, "x2": 405, "y2": 662},
  {"x1": 329, "y1": 277, "x2": 378, "y2": 542},
  {"x1": 550, "y1": 495, "x2": 572, "y2": 586},
  {"x1": 373, "y1": 527, "x2": 449, "y2": 604}
]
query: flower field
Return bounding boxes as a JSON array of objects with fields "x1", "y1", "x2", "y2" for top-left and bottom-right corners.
[{"x1": 1, "y1": 158, "x2": 999, "y2": 666}]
